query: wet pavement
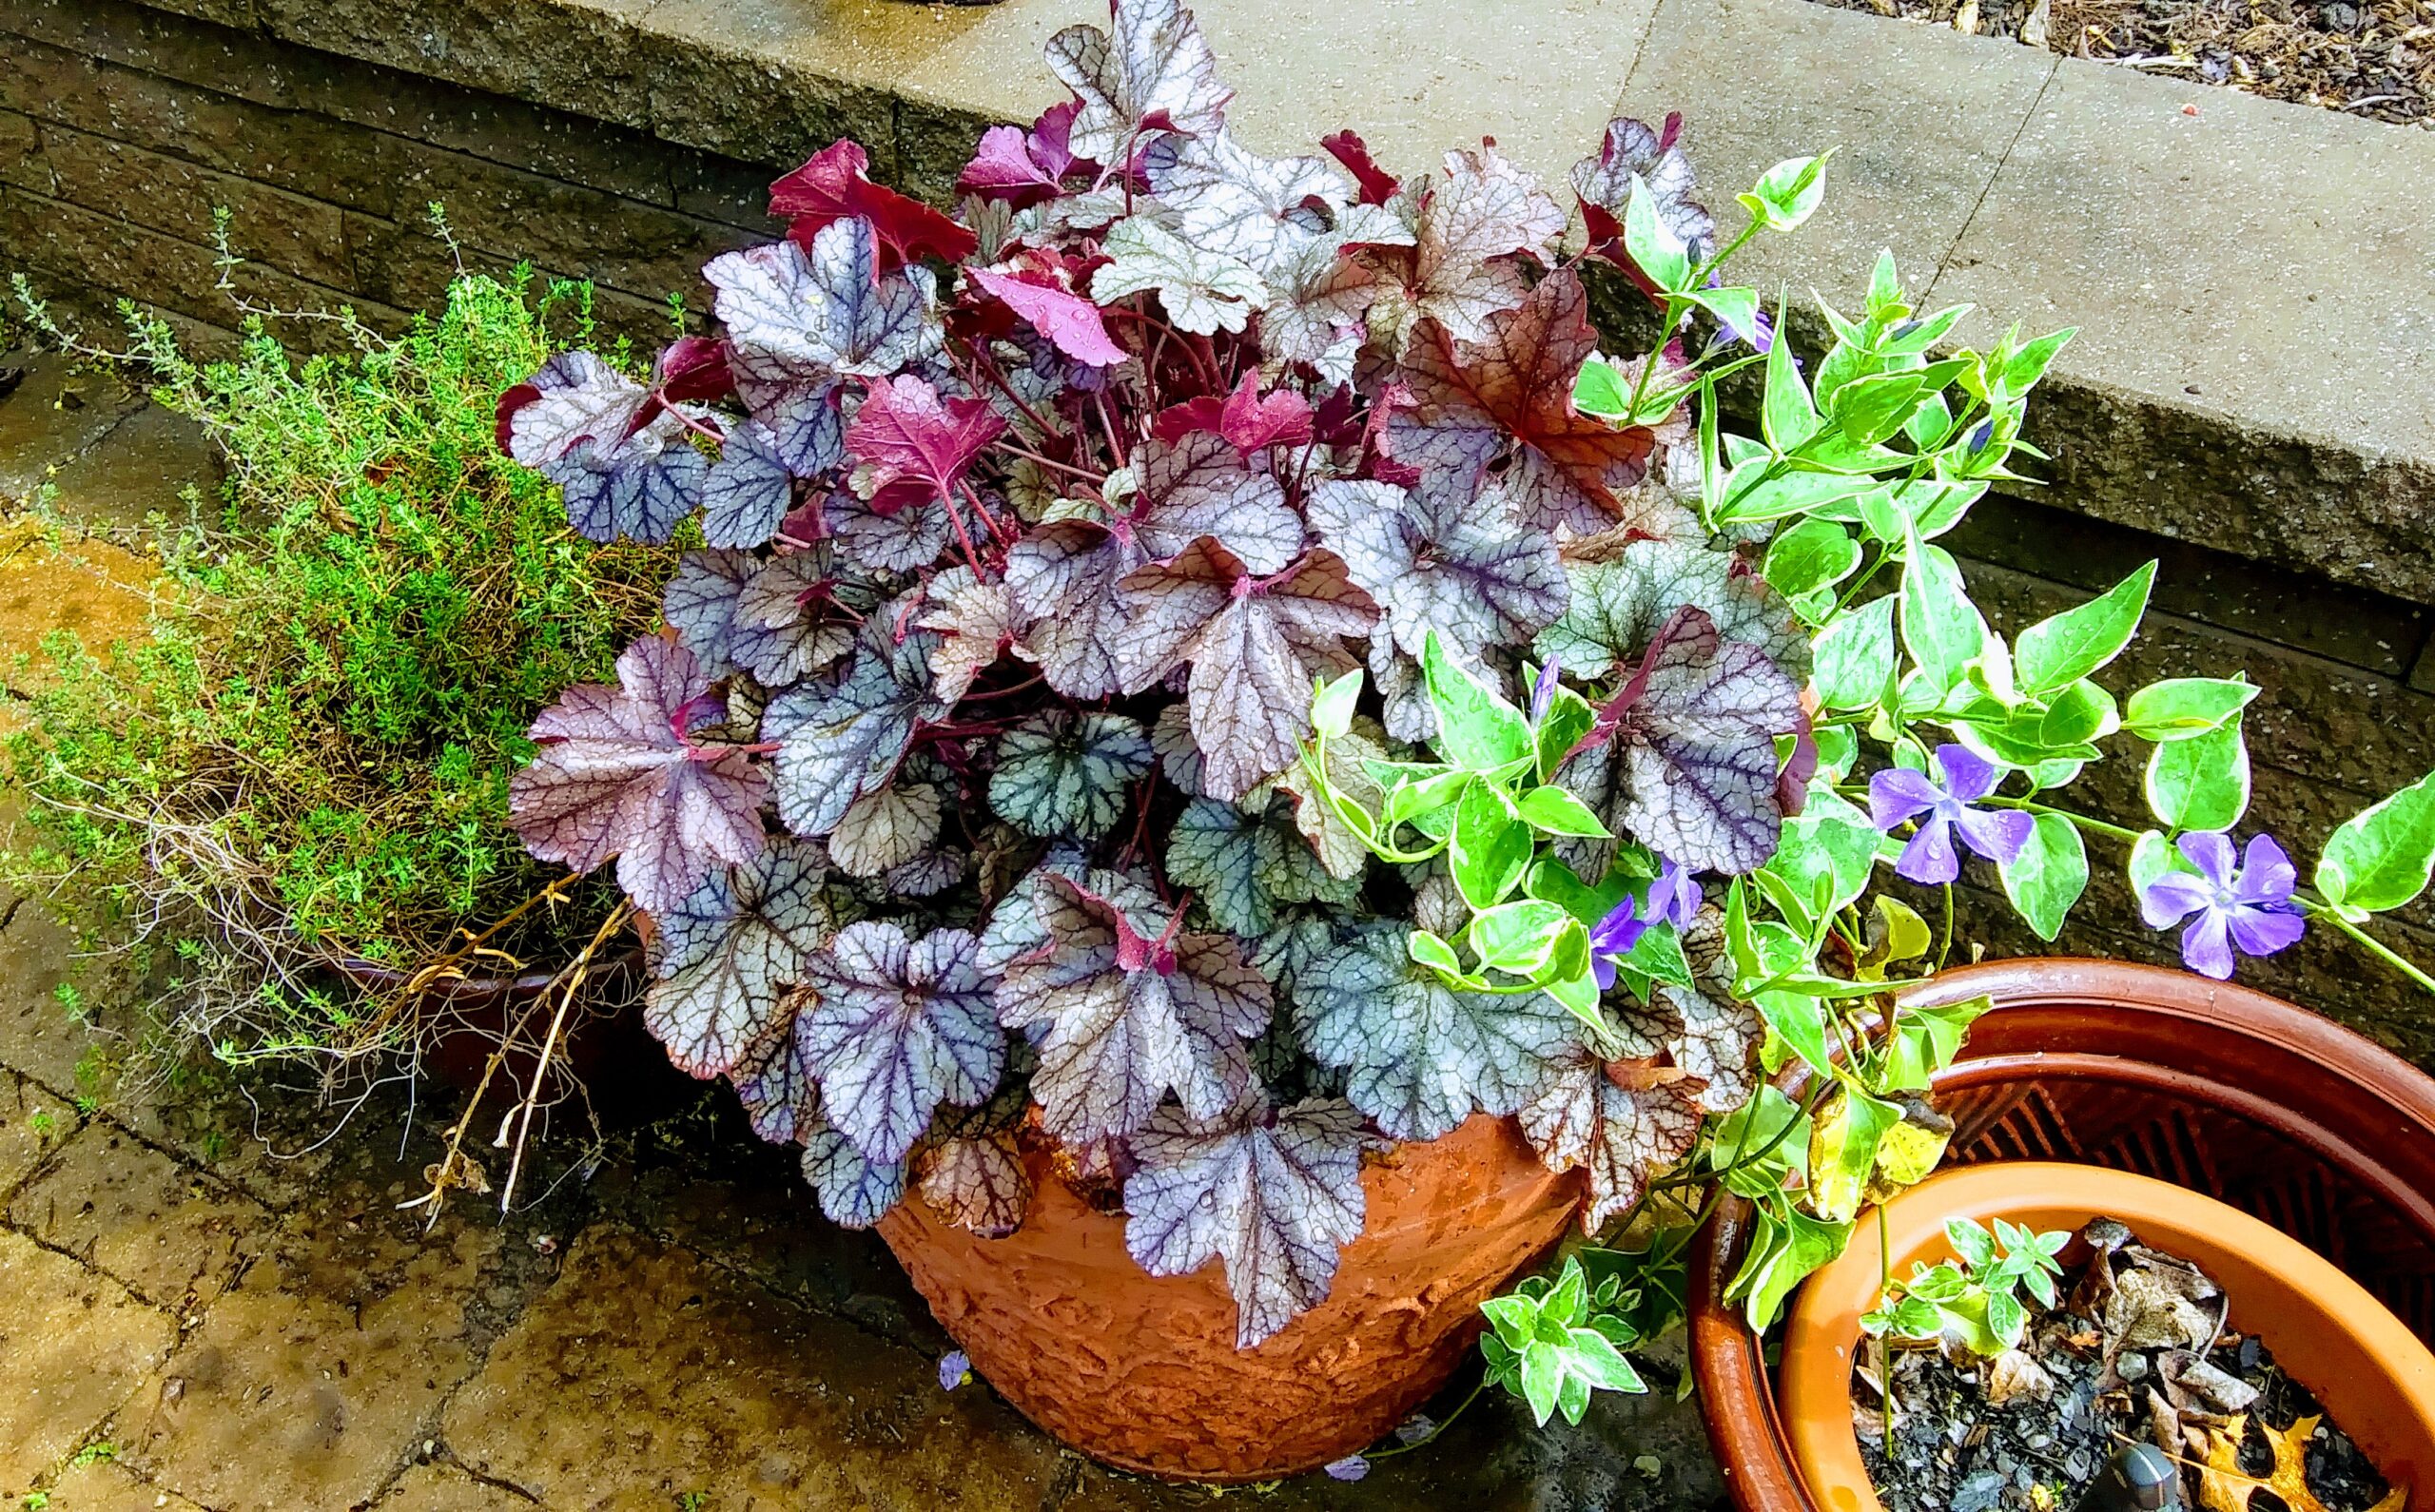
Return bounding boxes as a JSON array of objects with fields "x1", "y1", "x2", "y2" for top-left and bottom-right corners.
[{"x1": 0, "y1": 357, "x2": 1725, "y2": 1511}]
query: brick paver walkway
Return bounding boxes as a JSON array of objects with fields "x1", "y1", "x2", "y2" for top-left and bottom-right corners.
[{"x1": 0, "y1": 355, "x2": 1722, "y2": 1512}]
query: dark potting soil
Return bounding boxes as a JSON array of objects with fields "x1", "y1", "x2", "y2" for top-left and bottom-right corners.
[
  {"x1": 1854, "y1": 1223, "x2": 2398, "y2": 1512},
  {"x1": 1804, "y1": 0, "x2": 2432, "y2": 126}
]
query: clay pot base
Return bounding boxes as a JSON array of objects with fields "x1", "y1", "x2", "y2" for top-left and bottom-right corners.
[
  {"x1": 877, "y1": 1113, "x2": 1581, "y2": 1482},
  {"x1": 1779, "y1": 1163, "x2": 2435, "y2": 1512}
]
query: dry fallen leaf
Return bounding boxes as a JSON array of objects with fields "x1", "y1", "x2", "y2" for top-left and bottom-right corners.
[{"x1": 2196, "y1": 1414, "x2": 2407, "y2": 1512}]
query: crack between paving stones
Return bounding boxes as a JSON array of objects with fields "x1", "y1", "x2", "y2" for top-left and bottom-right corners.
[
  {"x1": 1926, "y1": 56, "x2": 2059, "y2": 301},
  {"x1": 0, "y1": 1212, "x2": 211, "y2": 1321}
]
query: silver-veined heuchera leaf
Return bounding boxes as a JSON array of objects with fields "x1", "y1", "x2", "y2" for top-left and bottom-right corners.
[
  {"x1": 1535, "y1": 536, "x2": 1810, "y2": 684},
  {"x1": 989, "y1": 710, "x2": 1154, "y2": 839},
  {"x1": 803, "y1": 1106, "x2": 907, "y2": 1228},
  {"x1": 700, "y1": 417, "x2": 798, "y2": 549},
  {"x1": 831, "y1": 488, "x2": 952, "y2": 573},
  {"x1": 915, "y1": 1134, "x2": 1033, "y2": 1238},
  {"x1": 1312, "y1": 474, "x2": 1565, "y2": 660},
  {"x1": 994, "y1": 872, "x2": 1272, "y2": 1144},
  {"x1": 645, "y1": 838, "x2": 832, "y2": 1077},
  {"x1": 732, "y1": 551, "x2": 860, "y2": 689},
  {"x1": 1295, "y1": 923, "x2": 1579, "y2": 1142},
  {"x1": 1044, "y1": 0, "x2": 1230, "y2": 165},
  {"x1": 1572, "y1": 605, "x2": 1803, "y2": 875},
  {"x1": 1130, "y1": 431, "x2": 1303, "y2": 574},
  {"x1": 1164, "y1": 795, "x2": 1358, "y2": 937},
  {"x1": 1005, "y1": 519, "x2": 1150, "y2": 699},
  {"x1": 765, "y1": 615, "x2": 948, "y2": 838},
  {"x1": 1116, "y1": 540, "x2": 1378, "y2": 801},
  {"x1": 1516, "y1": 1048, "x2": 1704, "y2": 1233},
  {"x1": 828, "y1": 781, "x2": 942, "y2": 878},
  {"x1": 662, "y1": 548, "x2": 752, "y2": 680},
  {"x1": 914, "y1": 566, "x2": 1015, "y2": 704},
  {"x1": 1123, "y1": 1091, "x2": 1368, "y2": 1347},
  {"x1": 1402, "y1": 142, "x2": 1567, "y2": 343},
  {"x1": 1092, "y1": 214, "x2": 1265, "y2": 335},
  {"x1": 1144, "y1": 130, "x2": 1350, "y2": 282},
  {"x1": 503, "y1": 351, "x2": 707, "y2": 544},
  {"x1": 706, "y1": 218, "x2": 944, "y2": 386},
  {"x1": 1571, "y1": 114, "x2": 1713, "y2": 293},
  {"x1": 730, "y1": 998, "x2": 819, "y2": 1144},
  {"x1": 797, "y1": 921, "x2": 1003, "y2": 1165},
  {"x1": 509, "y1": 636, "x2": 769, "y2": 915}
]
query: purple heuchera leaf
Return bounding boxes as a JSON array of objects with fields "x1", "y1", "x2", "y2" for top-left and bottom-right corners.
[
  {"x1": 662, "y1": 548, "x2": 752, "y2": 681},
  {"x1": 970, "y1": 267, "x2": 1129, "y2": 368},
  {"x1": 502, "y1": 351, "x2": 708, "y2": 544},
  {"x1": 2137, "y1": 831, "x2": 2305, "y2": 980},
  {"x1": 1295, "y1": 924, "x2": 1579, "y2": 1142},
  {"x1": 706, "y1": 218, "x2": 944, "y2": 388},
  {"x1": 1867, "y1": 745, "x2": 2034, "y2": 885},
  {"x1": 802, "y1": 1105, "x2": 906, "y2": 1228},
  {"x1": 993, "y1": 872, "x2": 1271, "y2": 1145},
  {"x1": 700, "y1": 417, "x2": 799, "y2": 549},
  {"x1": 916, "y1": 1134, "x2": 1034, "y2": 1239},
  {"x1": 1004, "y1": 519, "x2": 1151, "y2": 699},
  {"x1": 729, "y1": 1008, "x2": 821, "y2": 1144},
  {"x1": 645, "y1": 838, "x2": 832, "y2": 1078},
  {"x1": 957, "y1": 101, "x2": 1080, "y2": 207},
  {"x1": 1576, "y1": 606, "x2": 1804, "y2": 876},
  {"x1": 1129, "y1": 430, "x2": 1303, "y2": 574},
  {"x1": 509, "y1": 636, "x2": 770, "y2": 915},
  {"x1": 1312, "y1": 473, "x2": 1566, "y2": 661},
  {"x1": 1122, "y1": 1091, "x2": 1368, "y2": 1348},
  {"x1": 1115, "y1": 539, "x2": 1379, "y2": 802},
  {"x1": 1571, "y1": 113, "x2": 1714, "y2": 297},
  {"x1": 764, "y1": 615, "x2": 949, "y2": 838},
  {"x1": 797, "y1": 921, "x2": 1004, "y2": 1165}
]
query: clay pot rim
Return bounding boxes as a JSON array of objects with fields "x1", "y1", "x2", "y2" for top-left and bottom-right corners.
[
  {"x1": 1687, "y1": 956, "x2": 2435, "y2": 1512},
  {"x1": 1778, "y1": 1161, "x2": 2435, "y2": 1512}
]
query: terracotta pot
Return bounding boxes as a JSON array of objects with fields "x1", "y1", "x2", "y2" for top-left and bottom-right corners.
[
  {"x1": 1690, "y1": 958, "x2": 2435, "y2": 1512},
  {"x1": 1780, "y1": 1162, "x2": 2435, "y2": 1512},
  {"x1": 876, "y1": 1112, "x2": 1582, "y2": 1481}
]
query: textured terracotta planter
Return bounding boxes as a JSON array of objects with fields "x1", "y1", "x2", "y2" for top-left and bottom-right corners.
[
  {"x1": 877, "y1": 1112, "x2": 1582, "y2": 1481},
  {"x1": 1780, "y1": 1162, "x2": 2435, "y2": 1512},
  {"x1": 1690, "y1": 958, "x2": 2435, "y2": 1512}
]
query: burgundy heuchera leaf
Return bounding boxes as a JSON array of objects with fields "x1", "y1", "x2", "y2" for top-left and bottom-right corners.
[
  {"x1": 846, "y1": 375, "x2": 1008, "y2": 513},
  {"x1": 771, "y1": 138, "x2": 979, "y2": 268},
  {"x1": 509, "y1": 636, "x2": 769, "y2": 915}
]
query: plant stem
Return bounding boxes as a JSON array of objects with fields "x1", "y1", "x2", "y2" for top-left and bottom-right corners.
[{"x1": 2308, "y1": 901, "x2": 2435, "y2": 998}]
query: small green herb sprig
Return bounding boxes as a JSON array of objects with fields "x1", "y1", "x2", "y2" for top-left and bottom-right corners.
[{"x1": 1860, "y1": 1217, "x2": 2069, "y2": 1360}]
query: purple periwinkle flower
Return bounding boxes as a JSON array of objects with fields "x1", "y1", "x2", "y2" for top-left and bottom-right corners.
[
  {"x1": 1325, "y1": 1455, "x2": 1372, "y2": 1482},
  {"x1": 2137, "y1": 831, "x2": 2306, "y2": 980},
  {"x1": 1868, "y1": 746, "x2": 2034, "y2": 885},
  {"x1": 1529, "y1": 658, "x2": 1561, "y2": 725},
  {"x1": 1647, "y1": 857, "x2": 1703, "y2": 931},
  {"x1": 1588, "y1": 896, "x2": 1646, "y2": 992},
  {"x1": 1393, "y1": 1414, "x2": 1437, "y2": 1446},
  {"x1": 938, "y1": 1349, "x2": 971, "y2": 1391}
]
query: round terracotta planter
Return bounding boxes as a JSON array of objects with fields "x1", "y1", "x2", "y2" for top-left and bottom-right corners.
[
  {"x1": 876, "y1": 1111, "x2": 1583, "y2": 1481},
  {"x1": 1690, "y1": 958, "x2": 2435, "y2": 1512},
  {"x1": 1780, "y1": 1162, "x2": 2435, "y2": 1512}
]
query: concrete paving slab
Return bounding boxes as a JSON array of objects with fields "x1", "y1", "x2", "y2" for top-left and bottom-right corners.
[
  {"x1": 0, "y1": 355, "x2": 146, "y2": 503},
  {"x1": 30, "y1": 1458, "x2": 206, "y2": 1512},
  {"x1": 8, "y1": 1123, "x2": 270, "y2": 1309},
  {"x1": 40, "y1": 403, "x2": 218, "y2": 533},
  {"x1": 1930, "y1": 57, "x2": 2435, "y2": 596},
  {"x1": 0, "y1": 1230, "x2": 175, "y2": 1496},
  {"x1": 0, "y1": 1067, "x2": 77, "y2": 1195},
  {"x1": 442, "y1": 1224, "x2": 1076, "y2": 1512},
  {"x1": 373, "y1": 1461, "x2": 535, "y2": 1512},
  {"x1": 125, "y1": 1201, "x2": 504, "y2": 1510},
  {"x1": 1613, "y1": 0, "x2": 2052, "y2": 325},
  {"x1": 0, "y1": 895, "x2": 116, "y2": 1095}
]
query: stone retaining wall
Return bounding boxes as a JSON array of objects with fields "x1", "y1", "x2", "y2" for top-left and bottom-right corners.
[{"x1": 5, "y1": 0, "x2": 2434, "y2": 1060}]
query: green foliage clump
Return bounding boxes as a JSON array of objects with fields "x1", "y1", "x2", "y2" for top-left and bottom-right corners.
[{"x1": 3, "y1": 272, "x2": 670, "y2": 1064}]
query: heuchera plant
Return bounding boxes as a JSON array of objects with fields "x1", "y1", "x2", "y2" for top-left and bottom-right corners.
[{"x1": 495, "y1": 0, "x2": 2435, "y2": 1407}]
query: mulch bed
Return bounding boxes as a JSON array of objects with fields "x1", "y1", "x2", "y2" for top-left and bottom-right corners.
[{"x1": 1809, "y1": 0, "x2": 2433, "y2": 126}]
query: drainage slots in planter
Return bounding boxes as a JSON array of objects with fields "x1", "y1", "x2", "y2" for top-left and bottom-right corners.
[{"x1": 1782, "y1": 1164, "x2": 2435, "y2": 1512}]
